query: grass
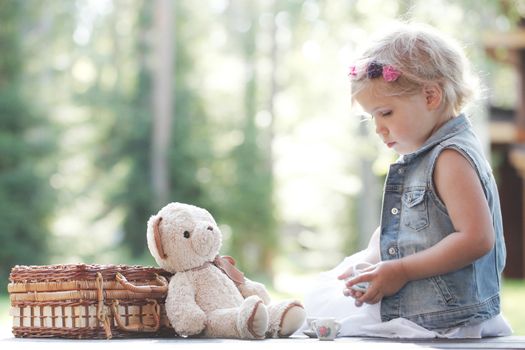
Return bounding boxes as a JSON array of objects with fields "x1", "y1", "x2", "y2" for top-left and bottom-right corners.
[
  {"x1": 0, "y1": 294, "x2": 9, "y2": 328},
  {"x1": 1, "y1": 278, "x2": 523, "y2": 335},
  {"x1": 501, "y1": 279, "x2": 525, "y2": 335}
]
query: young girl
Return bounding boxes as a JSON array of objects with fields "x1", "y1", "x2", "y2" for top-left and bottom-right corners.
[{"x1": 301, "y1": 23, "x2": 512, "y2": 338}]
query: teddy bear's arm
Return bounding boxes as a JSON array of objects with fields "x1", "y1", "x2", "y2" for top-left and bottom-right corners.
[
  {"x1": 166, "y1": 273, "x2": 207, "y2": 336},
  {"x1": 237, "y1": 278, "x2": 271, "y2": 305}
]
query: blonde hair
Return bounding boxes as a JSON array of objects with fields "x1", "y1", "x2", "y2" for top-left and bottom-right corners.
[{"x1": 351, "y1": 23, "x2": 477, "y2": 114}]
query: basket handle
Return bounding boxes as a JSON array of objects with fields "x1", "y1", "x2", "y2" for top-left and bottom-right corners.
[
  {"x1": 115, "y1": 272, "x2": 168, "y2": 293},
  {"x1": 111, "y1": 299, "x2": 161, "y2": 333}
]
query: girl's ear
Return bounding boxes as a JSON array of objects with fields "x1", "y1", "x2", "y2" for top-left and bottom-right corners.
[{"x1": 423, "y1": 84, "x2": 443, "y2": 110}]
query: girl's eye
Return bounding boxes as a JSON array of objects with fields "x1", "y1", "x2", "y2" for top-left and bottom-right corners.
[
  {"x1": 381, "y1": 111, "x2": 392, "y2": 117},
  {"x1": 183, "y1": 231, "x2": 190, "y2": 238}
]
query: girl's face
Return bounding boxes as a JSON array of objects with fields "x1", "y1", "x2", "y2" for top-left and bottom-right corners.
[{"x1": 354, "y1": 81, "x2": 450, "y2": 155}]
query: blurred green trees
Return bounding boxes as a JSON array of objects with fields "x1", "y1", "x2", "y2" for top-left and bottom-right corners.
[
  {"x1": 84, "y1": 1, "x2": 216, "y2": 260},
  {"x1": 0, "y1": 1, "x2": 56, "y2": 283},
  {"x1": 221, "y1": 1, "x2": 277, "y2": 279}
]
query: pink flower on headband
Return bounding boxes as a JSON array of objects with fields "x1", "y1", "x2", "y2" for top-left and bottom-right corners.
[
  {"x1": 348, "y1": 65, "x2": 357, "y2": 78},
  {"x1": 347, "y1": 63, "x2": 401, "y2": 82},
  {"x1": 382, "y1": 65, "x2": 401, "y2": 82}
]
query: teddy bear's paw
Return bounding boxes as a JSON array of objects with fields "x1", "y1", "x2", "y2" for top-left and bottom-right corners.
[
  {"x1": 266, "y1": 301, "x2": 306, "y2": 338},
  {"x1": 237, "y1": 295, "x2": 268, "y2": 339}
]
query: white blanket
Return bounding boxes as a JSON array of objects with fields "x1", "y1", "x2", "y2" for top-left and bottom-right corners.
[{"x1": 298, "y1": 251, "x2": 512, "y2": 339}]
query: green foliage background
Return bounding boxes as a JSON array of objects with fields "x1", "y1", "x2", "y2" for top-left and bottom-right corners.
[{"x1": 0, "y1": 1, "x2": 56, "y2": 284}]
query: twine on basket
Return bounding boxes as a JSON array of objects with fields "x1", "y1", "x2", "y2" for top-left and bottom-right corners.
[{"x1": 96, "y1": 272, "x2": 113, "y2": 339}]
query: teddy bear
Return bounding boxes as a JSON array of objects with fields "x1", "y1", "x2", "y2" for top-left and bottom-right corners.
[{"x1": 146, "y1": 202, "x2": 306, "y2": 339}]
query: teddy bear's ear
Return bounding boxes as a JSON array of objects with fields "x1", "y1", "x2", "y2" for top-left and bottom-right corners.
[{"x1": 153, "y1": 216, "x2": 168, "y2": 259}]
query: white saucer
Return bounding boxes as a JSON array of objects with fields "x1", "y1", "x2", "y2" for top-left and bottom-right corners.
[
  {"x1": 303, "y1": 329, "x2": 317, "y2": 338},
  {"x1": 303, "y1": 329, "x2": 341, "y2": 338}
]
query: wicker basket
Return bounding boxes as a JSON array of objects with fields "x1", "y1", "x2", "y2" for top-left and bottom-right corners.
[{"x1": 8, "y1": 264, "x2": 176, "y2": 339}]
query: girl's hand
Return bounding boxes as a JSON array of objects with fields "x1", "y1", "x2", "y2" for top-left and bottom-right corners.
[
  {"x1": 341, "y1": 260, "x2": 409, "y2": 305},
  {"x1": 342, "y1": 287, "x2": 366, "y2": 306},
  {"x1": 337, "y1": 265, "x2": 357, "y2": 282},
  {"x1": 337, "y1": 263, "x2": 375, "y2": 306}
]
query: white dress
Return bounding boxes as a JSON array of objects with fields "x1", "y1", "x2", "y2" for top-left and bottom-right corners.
[{"x1": 298, "y1": 251, "x2": 513, "y2": 339}]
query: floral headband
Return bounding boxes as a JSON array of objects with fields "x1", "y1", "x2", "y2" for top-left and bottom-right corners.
[{"x1": 348, "y1": 61, "x2": 401, "y2": 82}]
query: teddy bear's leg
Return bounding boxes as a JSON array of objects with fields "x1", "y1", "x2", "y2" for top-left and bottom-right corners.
[
  {"x1": 203, "y1": 295, "x2": 268, "y2": 339},
  {"x1": 265, "y1": 300, "x2": 306, "y2": 338},
  {"x1": 204, "y1": 309, "x2": 244, "y2": 338},
  {"x1": 236, "y1": 295, "x2": 269, "y2": 339}
]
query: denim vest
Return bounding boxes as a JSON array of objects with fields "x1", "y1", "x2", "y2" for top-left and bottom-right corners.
[{"x1": 379, "y1": 114, "x2": 506, "y2": 330}]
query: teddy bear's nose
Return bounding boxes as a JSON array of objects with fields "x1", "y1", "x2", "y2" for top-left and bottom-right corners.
[{"x1": 207, "y1": 226, "x2": 213, "y2": 231}]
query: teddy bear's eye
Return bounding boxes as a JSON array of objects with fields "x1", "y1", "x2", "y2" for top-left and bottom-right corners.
[{"x1": 183, "y1": 231, "x2": 190, "y2": 239}]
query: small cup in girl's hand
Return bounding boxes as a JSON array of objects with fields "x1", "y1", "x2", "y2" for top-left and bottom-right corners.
[{"x1": 345, "y1": 262, "x2": 373, "y2": 292}]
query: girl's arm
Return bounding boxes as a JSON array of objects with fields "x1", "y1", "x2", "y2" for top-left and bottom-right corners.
[
  {"x1": 401, "y1": 148, "x2": 495, "y2": 277},
  {"x1": 346, "y1": 149, "x2": 495, "y2": 305}
]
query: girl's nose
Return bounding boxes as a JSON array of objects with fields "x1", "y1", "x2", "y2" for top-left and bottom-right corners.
[{"x1": 375, "y1": 121, "x2": 388, "y2": 136}]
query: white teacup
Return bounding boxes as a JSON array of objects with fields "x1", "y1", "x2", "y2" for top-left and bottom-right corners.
[
  {"x1": 311, "y1": 317, "x2": 341, "y2": 341},
  {"x1": 345, "y1": 262, "x2": 373, "y2": 293}
]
